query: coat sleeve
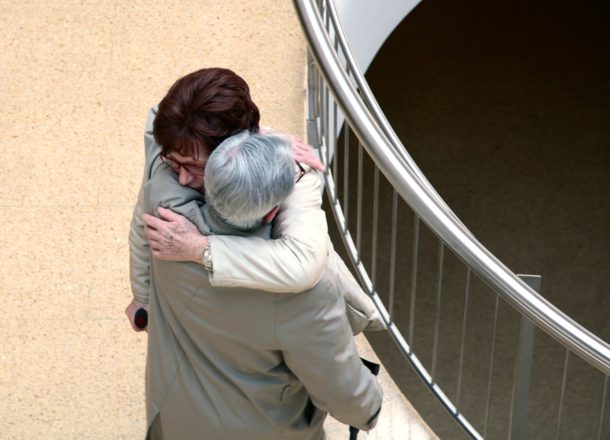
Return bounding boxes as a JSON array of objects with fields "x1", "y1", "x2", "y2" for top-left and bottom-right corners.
[
  {"x1": 128, "y1": 188, "x2": 150, "y2": 304},
  {"x1": 327, "y1": 248, "x2": 386, "y2": 334},
  {"x1": 275, "y1": 275, "x2": 383, "y2": 430},
  {"x1": 208, "y1": 169, "x2": 330, "y2": 292},
  {"x1": 128, "y1": 107, "x2": 159, "y2": 304}
]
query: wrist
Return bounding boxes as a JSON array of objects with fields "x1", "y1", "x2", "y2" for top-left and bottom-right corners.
[
  {"x1": 201, "y1": 239, "x2": 213, "y2": 271},
  {"x1": 191, "y1": 234, "x2": 209, "y2": 264}
]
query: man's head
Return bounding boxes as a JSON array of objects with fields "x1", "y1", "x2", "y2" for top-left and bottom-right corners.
[
  {"x1": 205, "y1": 132, "x2": 296, "y2": 231},
  {"x1": 153, "y1": 67, "x2": 260, "y2": 191}
]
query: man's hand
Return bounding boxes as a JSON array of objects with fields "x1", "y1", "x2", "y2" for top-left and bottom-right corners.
[
  {"x1": 286, "y1": 134, "x2": 325, "y2": 172},
  {"x1": 142, "y1": 207, "x2": 209, "y2": 262},
  {"x1": 125, "y1": 298, "x2": 149, "y2": 332}
]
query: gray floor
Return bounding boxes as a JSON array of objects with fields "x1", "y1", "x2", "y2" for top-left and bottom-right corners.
[{"x1": 326, "y1": 0, "x2": 610, "y2": 438}]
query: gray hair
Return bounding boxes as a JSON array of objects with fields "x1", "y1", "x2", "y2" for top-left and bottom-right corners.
[{"x1": 204, "y1": 131, "x2": 295, "y2": 230}]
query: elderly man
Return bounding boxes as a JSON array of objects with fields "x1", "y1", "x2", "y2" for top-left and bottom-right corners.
[{"x1": 141, "y1": 132, "x2": 383, "y2": 439}]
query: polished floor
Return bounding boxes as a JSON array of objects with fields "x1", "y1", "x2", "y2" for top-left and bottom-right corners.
[{"x1": 0, "y1": 1, "x2": 435, "y2": 439}]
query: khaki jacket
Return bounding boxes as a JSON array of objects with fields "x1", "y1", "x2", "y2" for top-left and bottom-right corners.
[{"x1": 142, "y1": 158, "x2": 383, "y2": 439}]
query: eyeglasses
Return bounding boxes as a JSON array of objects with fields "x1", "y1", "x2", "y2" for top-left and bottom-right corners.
[
  {"x1": 162, "y1": 152, "x2": 304, "y2": 182},
  {"x1": 160, "y1": 152, "x2": 206, "y2": 177},
  {"x1": 295, "y1": 161, "x2": 306, "y2": 183}
]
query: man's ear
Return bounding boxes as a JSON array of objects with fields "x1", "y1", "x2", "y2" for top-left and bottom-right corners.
[{"x1": 263, "y1": 206, "x2": 280, "y2": 224}]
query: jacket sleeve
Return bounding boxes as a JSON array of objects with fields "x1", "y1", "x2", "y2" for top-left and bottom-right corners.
[
  {"x1": 128, "y1": 108, "x2": 159, "y2": 305},
  {"x1": 328, "y1": 248, "x2": 386, "y2": 334},
  {"x1": 276, "y1": 274, "x2": 383, "y2": 430},
  {"x1": 128, "y1": 188, "x2": 150, "y2": 304},
  {"x1": 209, "y1": 169, "x2": 330, "y2": 292}
]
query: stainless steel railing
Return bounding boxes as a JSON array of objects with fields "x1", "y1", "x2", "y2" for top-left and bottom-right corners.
[{"x1": 294, "y1": 0, "x2": 610, "y2": 438}]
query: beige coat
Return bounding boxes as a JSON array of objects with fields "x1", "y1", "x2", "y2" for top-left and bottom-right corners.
[{"x1": 141, "y1": 158, "x2": 383, "y2": 439}]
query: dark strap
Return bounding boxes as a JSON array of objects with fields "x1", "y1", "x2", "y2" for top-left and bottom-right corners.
[{"x1": 349, "y1": 426, "x2": 359, "y2": 440}]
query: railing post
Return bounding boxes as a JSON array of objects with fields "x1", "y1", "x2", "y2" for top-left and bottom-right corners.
[{"x1": 509, "y1": 274, "x2": 541, "y2": 440}]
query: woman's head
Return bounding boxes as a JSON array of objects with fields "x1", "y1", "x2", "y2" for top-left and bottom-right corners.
[{"x1": 153, "y1": 68, "x2": 260, "y2": 161}]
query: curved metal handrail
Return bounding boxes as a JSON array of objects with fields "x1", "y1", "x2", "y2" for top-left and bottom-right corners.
[
  {"x1": 294, "y1": 0, "x2": 610, "y2": 381},
  {"x1": 324, "y1": 0, "x2": 465, "y2": 229}
]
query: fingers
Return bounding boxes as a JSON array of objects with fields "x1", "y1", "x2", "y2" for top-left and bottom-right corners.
[
  {"x1": 294, "y1": 148, "x2": 325, "y2": 172},
  {"x1": 286, "y1": 134, "x2": 326, "y2": 172},
  {"x1": 292, "y1": 137, "x2": 309, "y2": 150},
  {"x1": 151, "y1": 248, "x2": 171, "y2": 260},
  {"x1": 290, "y1": 137, "x2": 309, "y2": 152},
  {"x1": 144, "y1": 223, "x2": 161, "y2": 235},
  {"x1": 144, "y1": 224, "x2": 164, "y2": 240},
  {"x1": 304, "y1": 155, "x2": 325, "y2": 172},
  {"x1": 144, "y1": 226, "x2": 170, "y2": 259},
  {"x1": 142, "y1": 213, "x2": 164, "y2": 229},
  {"x1": 147, "y1": 239, "x2": 167, "y2": 259},
  {"x1": 156, "y1": 206, "x2": 181, "y2": 221},
  {"x1": 143, "y1": 209, "x2": 183, "y2": 228},
  {"x1": 125, "y1": 302, "x2": 144, "y2": 332}
]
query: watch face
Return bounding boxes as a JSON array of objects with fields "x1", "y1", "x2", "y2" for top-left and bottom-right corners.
[{"x1": 202, "y1": 247, "x2": 213, "y2": 271}]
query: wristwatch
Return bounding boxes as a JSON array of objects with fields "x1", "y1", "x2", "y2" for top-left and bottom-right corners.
[{"x1": 201, "y1": 244, "x2": 213, "y2": 271}]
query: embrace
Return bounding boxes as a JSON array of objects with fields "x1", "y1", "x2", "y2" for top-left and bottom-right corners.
[{"x1": 126, "y1": 68, "x2": 384, "y2": 440}]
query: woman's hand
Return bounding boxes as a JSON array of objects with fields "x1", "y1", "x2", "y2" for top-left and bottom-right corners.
[
  {"x1": 261, "y1": 127, "x2": 325, "y2": 172},
  {"x1": 286, "y1": 134, "x2": 325, "y2": 172},
  {"x1": 125, "y1": 298, "x2": 149, "y2": 332},
  {"x1": 142, "y1": 207, "x2": 208, "y2": 262}
]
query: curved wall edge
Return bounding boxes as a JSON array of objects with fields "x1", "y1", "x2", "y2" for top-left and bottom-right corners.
[{"x1": 335, "y1": 0, "x2": 421, "y2": 73}]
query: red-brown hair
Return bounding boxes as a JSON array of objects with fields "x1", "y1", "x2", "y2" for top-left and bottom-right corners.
[{"x1": 153, "y1": 68, "x2": 260, "y2": 158}]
